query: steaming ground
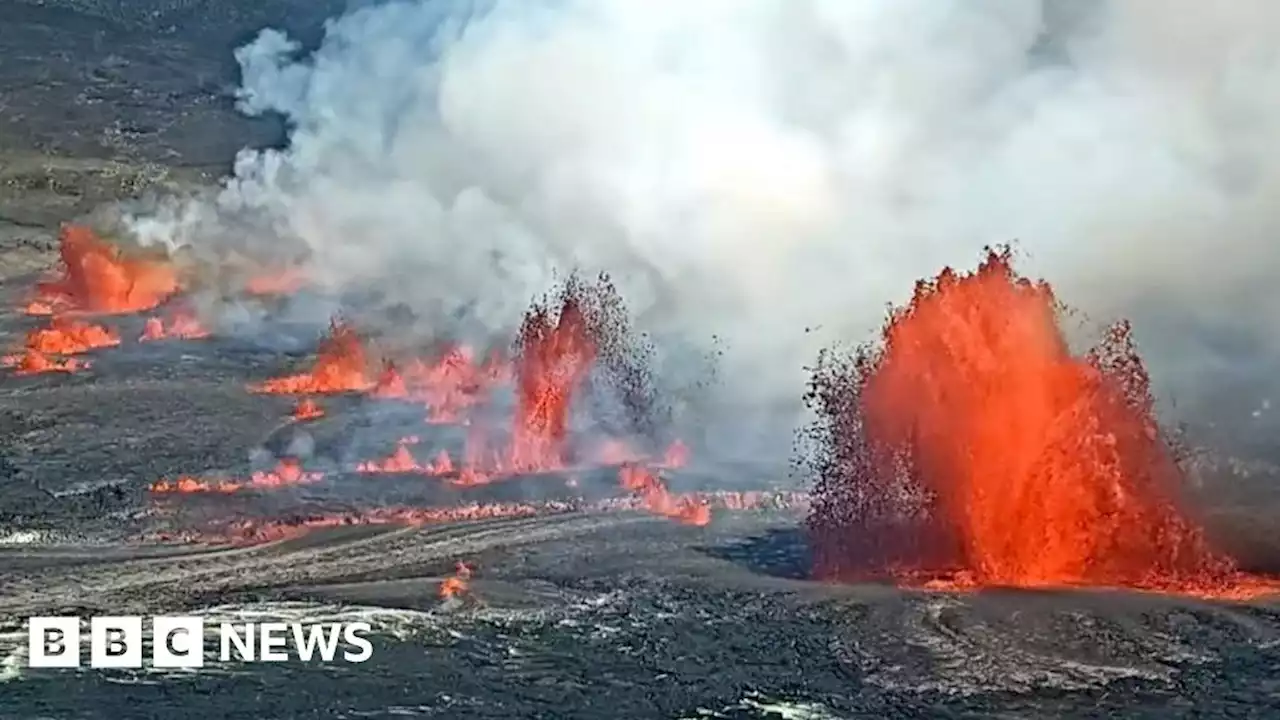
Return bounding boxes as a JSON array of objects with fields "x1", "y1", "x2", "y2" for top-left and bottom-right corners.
[{"x1": 5, "y1": 1, "x2": 1280, "y2": 718}]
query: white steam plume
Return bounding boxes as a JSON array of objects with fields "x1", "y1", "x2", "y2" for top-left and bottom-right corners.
[{"x1": 125, "y1": 0, "x2": 1280, "y2": 461}]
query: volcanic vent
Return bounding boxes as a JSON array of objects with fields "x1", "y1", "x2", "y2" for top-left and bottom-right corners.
[{"x1": 801, "y1": 247, "x2": 1260, "y2": 595}]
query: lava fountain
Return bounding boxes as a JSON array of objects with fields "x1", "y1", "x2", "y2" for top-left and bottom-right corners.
[
  {"x1": 803, "y1": 247, "x2": 1257, "y2": 594},
  {"x1": 28, "y1": 225, "x2": 179, "y2": 315}
]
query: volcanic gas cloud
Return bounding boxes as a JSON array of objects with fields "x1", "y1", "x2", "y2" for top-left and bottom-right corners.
[{"x1": 803, "y1": 247, "x2": 1253, "y2": 593}]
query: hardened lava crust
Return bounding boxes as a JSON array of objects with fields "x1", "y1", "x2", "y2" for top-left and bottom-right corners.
[{"x1": 2, "y1": 3, "x2": 1280, "y2": 720}]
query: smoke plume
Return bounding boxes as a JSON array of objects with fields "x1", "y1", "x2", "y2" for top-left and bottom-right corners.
[{"x1": 122, "y1": 0, "x2": 1280, "y2": 464}]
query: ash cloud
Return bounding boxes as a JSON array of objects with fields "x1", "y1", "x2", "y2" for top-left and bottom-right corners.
[{"x1": 122, "y1": 0, "x2": 1280, "y2": 464}]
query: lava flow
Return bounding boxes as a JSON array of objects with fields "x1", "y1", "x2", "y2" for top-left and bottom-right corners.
[
  {"x1": 804, "y1": 246, "x2": 1263, "y2": 596},
  {"x1": 150, "y1": 459, "x2": 323, "y2": 495},
  {"x1": 27, "y1": 225, "x2": 179, "y2": 315},
  {"x1": 249, "y1": 318, "x2": 375, "y2": 394}
]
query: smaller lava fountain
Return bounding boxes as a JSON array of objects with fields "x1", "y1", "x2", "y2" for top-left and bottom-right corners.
[
  {"x1": 803, "y1": 247, "x2": 1268, "y2": 596},
  {"x1": 2, "y1": 316, "x2": 121, "y2": 374},
  {"x1": 249, "y1": 318, "x2": 375, "y2": 394},
  {"x1": 27, "y1": 225, "x2": 179, "y2": 315}
]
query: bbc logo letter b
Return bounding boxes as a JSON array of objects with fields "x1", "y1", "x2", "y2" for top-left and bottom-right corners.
[
  {"x1": 28, "y1": 617, "x2": 81, "y2": 668},
  {"x1": 91, "y1": 616, "x2": 143, "y2": 668}
]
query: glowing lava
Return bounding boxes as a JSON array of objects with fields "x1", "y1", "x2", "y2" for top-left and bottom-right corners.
[
  {"x1": 28, "y1": 225, "x2": 179, "y2": 315},
  {"x1": 373, "y1": 347, "x2": 504, "y2": 423},
  {"x1": 250, "y1": 318, "x2": 375, "y2": 394},
  {"x1": 24, "y1": 317, "x2": 120, "y2": 355},
  {"x1": 2, "y1": 350, "x2": 87, "y2": 375},
  {"x1": 291, "y1": 398, "x2": 325, "y2": 421},
  {"x1": 150, "y1": 459, "x2": 323, "y2": 494},
  {"x1": 140, "y1": 305, "x2": 211, "y2": 341},
  {"x1": 439, "y1": 562, "x2": 473, "y2": 599},
  {"x1": 355, "y1": 440, "x2": 455, "y2": 477},
  {"x1": 619, "y1": 464, "x2": 711, "y2": 526},
  {"x1": 804, "y1": 247, "x2": 1251, "y2": 594},
  {"x1": 3, "y1": 317, "x2": 120, "y2": 374},
  {"x1": 509, "y1": 279, "x2": 601, "y2": 471},
  {"x1": 156, "y1": 502, "x2": 571, "y2": 545}
]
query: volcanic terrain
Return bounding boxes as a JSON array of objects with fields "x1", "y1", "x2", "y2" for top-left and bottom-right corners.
[{"x1": 3, "y1": 1, "x2": 1280, "y2": 719}]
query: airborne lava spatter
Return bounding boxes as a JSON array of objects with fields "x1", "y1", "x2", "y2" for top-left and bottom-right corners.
[
  {"x1": 804, "y1": 247, "x2": 1242, "y2": 592},
  {"x1": 28, "y1": 225, "x2": 179, "y2": 315}
]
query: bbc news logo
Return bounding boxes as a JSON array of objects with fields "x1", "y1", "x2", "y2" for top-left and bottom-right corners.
[{"x1": 27, "y1": 616, "x2": 374, "y2": 668}]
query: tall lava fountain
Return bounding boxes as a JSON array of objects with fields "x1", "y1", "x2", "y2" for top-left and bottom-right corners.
[{"x1": 803, "y1": 248, "x2": 1238, "y2": 590}]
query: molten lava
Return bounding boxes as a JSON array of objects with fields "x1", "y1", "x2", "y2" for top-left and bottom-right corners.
[
  {"x1": 372, "y1": 347, "x2": 504, "y2": 424},
  {"x1": 291, "y1": 398, "x2": 325, "y2": 421},
  {"x1": 3, "y1": 317, "x2": 120, "y2": 374},
  {"x1": 509, "y1": 283, "x2": 600, "y2": 472},
  {"x1": 439, "y1": 562, "x2": 473, "y2": 599},
  {"x1": 356, "y1": 440, "x2": 455, "y2": 477},
  {"x1": 619, "y1": 464, "x2": 711, "y2": 526},
  {"x1": 156, "y1": 502, "x2": 573, "y2": 545},
  {"x1": 250, "y1": 318, "x2": 375, "y2": 394},
  {"x1": 2, "y1": 349, "x2": 87, "y2": 375},
  {"x1": 140, "y1": 305, "x2": 210, "y2": 341},
  {"x1": 805, "y1": 247, "x2": 1240, "y2": 592},
  {"x1": 150, "y1": 459, "x2": 323, "y2": 495},
  {"x1": 24, "y1": 317, "x2": 120, "y2": 355},
  {"x1": 28, "y1": 225, "x2": 178, "y2": 314}
]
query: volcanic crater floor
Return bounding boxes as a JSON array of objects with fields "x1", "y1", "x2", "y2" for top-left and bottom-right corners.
[{"x1": 0, "y1": 299, "x2": 1279, "y2": 719}]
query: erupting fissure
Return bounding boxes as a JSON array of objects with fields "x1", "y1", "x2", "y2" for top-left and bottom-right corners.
[
  {"x1": 249, "y1": 318, "x2": 375, "y2": 394},
  {"x1": 150, "y1": 459, "x2": 323, "y2": 494},
  {"x1": 804, "y1": 247, "x2": 1254, "y2": 594},
  {"x1": 509, "y1": 282, "x2": 600, "y2": 471},
  {"x1": 238, "y1": 273, "x2": 709, "y2": 522}
]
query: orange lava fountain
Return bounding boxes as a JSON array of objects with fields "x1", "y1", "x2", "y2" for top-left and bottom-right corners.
[
  {"x1": 804, "y1": 247, "x2": 1267, "y2": 596},
  {"x1": 28, "y1": 225, "x2": 178, "y2": 315},
  {"x1": 508, "y1": 280, "x2": 600, "y2": 472}
]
